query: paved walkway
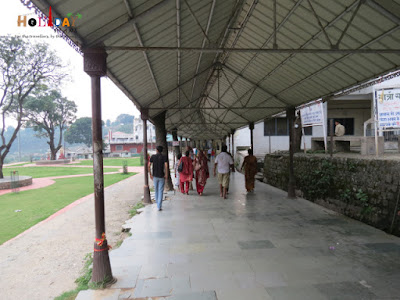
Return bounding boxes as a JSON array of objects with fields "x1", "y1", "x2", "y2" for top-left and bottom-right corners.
[{"x1": 76, "y1": 170, "x2": 400, "y2": 300}]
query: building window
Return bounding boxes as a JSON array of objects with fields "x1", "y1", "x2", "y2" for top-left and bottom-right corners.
[
  {"x1": 303, "y1": 126, "x2": 313, "y2": 135},
  {"x1": 276, "y1": 118, "x2": 288, "y2": 136},
  {"x1": 130, "y1": 148, "x2": 137, "y2": 153},
  {"x1": 116, "y1": 145, "x2": 123, "y2": 151},
  {"x1": 264, "y1": 118, "x2": 289, "y2": 136}
]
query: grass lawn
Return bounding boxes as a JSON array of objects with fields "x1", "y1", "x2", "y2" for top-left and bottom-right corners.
[
  {"x1": 71, "y1": 157, "x2": 142, "y2": 167},
  {"x1": 3, "y1": 166, "x2": 120, "y2": 178},
  {"x1": 0, "y1": 173, "x2": 136, "y2": 245}
]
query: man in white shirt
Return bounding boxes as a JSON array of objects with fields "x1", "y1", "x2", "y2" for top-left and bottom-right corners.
[
  {"x1": 213, "y1": 145, "x2": 234, "y2": 199},
  {"x1": 335, "y1": 121, "x2": 345, "y2": 136}
]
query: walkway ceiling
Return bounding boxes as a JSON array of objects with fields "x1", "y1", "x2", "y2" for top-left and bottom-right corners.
[{"x1": 30, "y1": 0, "x2": 400, "y2": 139}]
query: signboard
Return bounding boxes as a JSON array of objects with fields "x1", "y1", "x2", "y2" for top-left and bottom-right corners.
[
  {"x1": 300, "y1": 101, "x2": 327, "y2": 153},
  {"x1": 300, "y1": 102, "x2": 324, "y2": 126},
  {"x1": 172, "y1": 141, "x2": 180, "y2": 146},
  {"x1": 375, "y1": 88, "x2": 400, "y2": 128}
]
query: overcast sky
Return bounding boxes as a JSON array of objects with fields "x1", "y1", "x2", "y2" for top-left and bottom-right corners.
[{"x1": 0, "y1": 1, "x2": 140, "y2": 123}]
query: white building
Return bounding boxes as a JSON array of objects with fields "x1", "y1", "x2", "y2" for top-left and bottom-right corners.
[
  {"x1": 107, "y1": 117, "x2": 156, "y2": 145},
  {"x1": 132, "y1": 117, "x2": 156, "y2": 143},
  {"x1": 232, "y1": 75, "x2": 400, "y2": 155}
]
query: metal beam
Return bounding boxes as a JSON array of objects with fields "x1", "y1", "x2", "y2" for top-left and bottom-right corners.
[
  {"x1": 223, "y1": 65, "x2": 291, "y2": 106},
  {"x1": 150, "y1": 106, "x2": 285, "y2": 110},
  {"x1": 334, "y1": 0, "x2": 363, "y2": 48},
  {"x1": 306, "y1": 0, "x2": 333, "y2": 47},
  {"x1": 176, "y1": 0, "x2": 181, "y2": 107},
  {"x1": 274, "y1": 25, "x2": 400, "y2": 99},
  {"x1": 207, "y1": 0, "x2": 303, "y2": 109},
  {"x1": 166, "y1": 122, "x2": 247, "y2": 125},
  {"x1": 183, "y1": 0, "x2": 211, "y2": 43},
  {"x1": 146, "y1": 65, "x2": 212, "y2": 107},
  {"x1": 127, "y1": 5, "x2": 163, "y2": 106},
  {"x1": 105, "y1": 46, "x2": 400, "y2": 54},
  {"x1": 273, "y1": 0, "x2": 277, "y2": 49},
  {"x1": 86, "y1": 0, "x2": 170, "y2": 47},
  {"x1": 189, "y1": 0, "x2": 216, "y2": 102},
  {"x1": 366, "y1": 0, "x2": 400, "y2": 25}
]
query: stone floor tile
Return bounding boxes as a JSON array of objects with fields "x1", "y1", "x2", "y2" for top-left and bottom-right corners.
[
  {"x1": 170, "y1": 275, "x2": 191, "y2": 294},
  {"x1": 314, "y1": 281, "x2": 378, "y2": 300},
  {"x1": 216, "y1": 287, "x2": 273, "y2": 300},
  {"x1": 111, "y1": 265, "x2": 141, "y2": 289},
  {"x1": 165, "y1": 290, "x2": 217, "y2": 300},
  {"x1": 363, "y1": 242, "x2": 400, "y2": 253},
  {"x1": 266, "y1": 285, "x2": 328, "y2": 300},
  {"x1": 131, "y1": 232, "x2": 172, "y2": 240},
  {"x1": 139, "y1": 264, "x2": 168, "y2": 280},
  {"x1": 133, "y1": 278, "x2": 172, "y2": 298},
  {"x1": 238, "y1": 239, "x2": 275, "y2": 250}
]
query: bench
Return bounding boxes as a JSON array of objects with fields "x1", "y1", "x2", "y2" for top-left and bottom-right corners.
[{"x1": 311, "y1": 136, "x2": 384, "y2": 155}]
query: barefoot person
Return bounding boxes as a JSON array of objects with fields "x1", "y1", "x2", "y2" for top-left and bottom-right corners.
[
  {"x1": 240, "y1": 149, "x2": 258, "y2": 193},
  {"x1": 194, "y1": 150, "x2": 209, "y2": 196},
  {"x1": 179, "y1": 151, "x2": 193, "y2": 195},
  {"x1": 213, "y1": 145, "x2": 233, "y2": 199}
]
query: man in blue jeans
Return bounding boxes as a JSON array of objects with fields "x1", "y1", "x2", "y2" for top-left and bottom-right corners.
[{"x1": 149, "y1": 145, "x2": 168, "y2": 211}]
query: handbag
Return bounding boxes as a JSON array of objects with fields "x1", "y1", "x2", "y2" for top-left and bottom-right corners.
[{"x1": 178, "y1": 159, "x2": 184, "y2": 172}]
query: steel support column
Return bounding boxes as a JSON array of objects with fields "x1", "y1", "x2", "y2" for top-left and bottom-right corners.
[
  {"x1": 83, "y1": 48, "x2": 113, "y2": 284},
  {"x1": 141, "y1": 109, "x2": 151, "y2": 204},
  {"x1": 287, "y1": 106, "x2": 296, "y2": 199},
  {"x1": 231, "y1": 129, "x2": 235, "y2": 158},
  {"x1": 249, "y1": 122, "x2": 254, "y2": 150}
]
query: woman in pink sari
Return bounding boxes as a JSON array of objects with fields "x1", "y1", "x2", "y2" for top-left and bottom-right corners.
[
  {"x1": 179, "y1": 150, "x2": 193, "y2": 194},
  {"x1": 194, "y1": 150, "x2": 209, "y2": 195}
]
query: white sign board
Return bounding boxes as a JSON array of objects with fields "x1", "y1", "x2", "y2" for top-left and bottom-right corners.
[
  {"x1": 172, "y1": 141, "x2": 180, "y2": 146},
  {"x1": 375, "y1": 88, "x2": 400, "y2": 128},
  {"x1": 300, "y1": 102, "x2": 324, "y2": 126}
]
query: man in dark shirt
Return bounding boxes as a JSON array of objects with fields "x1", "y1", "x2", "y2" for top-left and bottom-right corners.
[{"x1": 149, "y1": 145, "x2": 168, "y2": 211}]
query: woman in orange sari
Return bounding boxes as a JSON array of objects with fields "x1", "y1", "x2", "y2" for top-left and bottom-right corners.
[
  {"x1": 194, "y1": 150, "x2": 209, "y2": 195},
  {"x1": 240, "y1": 149, "x2": 258, "y2": 192},
  {"x1": 179, "y1": 150, "x2": 193, "y2": 194}
]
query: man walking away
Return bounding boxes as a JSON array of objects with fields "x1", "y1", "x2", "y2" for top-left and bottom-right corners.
[
  {"x1": 149, "y1": 145, "x2": 168, "y2": 211},
  {"x1": 214, "y1": 145, "x2": 233, "y2": 199}
]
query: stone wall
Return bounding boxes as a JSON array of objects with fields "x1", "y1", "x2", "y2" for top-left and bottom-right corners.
[
  {"x1": 264, "y1": 154, "x2": 400, "y2": 237},
  {"x1": 0, "y1": 176, "x2": 32, "y2": 190}
]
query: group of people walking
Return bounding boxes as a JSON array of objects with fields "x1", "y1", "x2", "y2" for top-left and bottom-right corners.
[
  {"x1": 149, "y1": 145, "x2": 258, "y2": 210},
  {"x1": 175, "y1": 148, "x2": 209, "y2": 196}
]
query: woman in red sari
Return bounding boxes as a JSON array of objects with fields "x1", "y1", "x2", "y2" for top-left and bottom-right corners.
[
  {"x1": 194, "y1": 150, "x2": 209, "y2": 195},
  {"x1": 179, "y1": 150, "x2": 193, "y2": 194}
]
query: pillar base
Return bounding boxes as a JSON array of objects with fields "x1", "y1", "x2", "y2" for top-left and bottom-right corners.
[{"x1": 143, "y1": 185, "x2": 152, "y2": 204}]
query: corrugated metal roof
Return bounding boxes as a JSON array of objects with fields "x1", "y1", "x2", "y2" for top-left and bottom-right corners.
[{"x1": 29, "y1": 0, "x2": 400, "y2": 139}]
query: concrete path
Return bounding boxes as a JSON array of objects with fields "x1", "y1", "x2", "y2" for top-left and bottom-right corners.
[{"x1": 76, "y1": 170, "x2": 400, "y2": 300}]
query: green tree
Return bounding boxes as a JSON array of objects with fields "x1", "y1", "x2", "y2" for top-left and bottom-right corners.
[
  {"x1": 115, "y1": 114, "x2": 134, "y2": 125},
  {"x1": 65, "y1": 117, "x2": 93, "y2": 147},
  {"x1": 25, "y1": 88, "x2": 77, "y2": 160},
  {"x1": 116, "y1": 123, "x2": 133, "y2": 134},
  {"x1": 0, "y1": 37, "x2": 64, "y2": 178}
]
